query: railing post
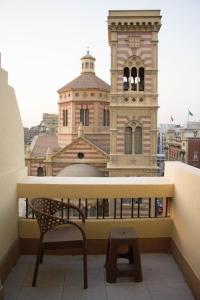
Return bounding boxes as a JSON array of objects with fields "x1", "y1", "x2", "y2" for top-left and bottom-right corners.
[{"x1": 150, "y1": 198, "x2": 156, "y2": 217}]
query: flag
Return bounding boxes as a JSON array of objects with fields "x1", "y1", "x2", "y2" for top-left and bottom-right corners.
[
  {"x1": 171, "y1": 116, "x2": 173, "y2": 122},
  {"x1": 188, "y1": 110, "x2": 193, "y2": 117}
]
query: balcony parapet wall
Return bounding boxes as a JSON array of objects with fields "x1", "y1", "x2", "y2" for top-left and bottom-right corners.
[{"x1": 17, "y1": 176, "x2": 174, "y2": 199}]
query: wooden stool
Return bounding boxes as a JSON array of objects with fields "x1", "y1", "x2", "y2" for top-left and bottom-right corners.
[{"x1": 105, "y1": 227, "x2": 143, "y2": 283}]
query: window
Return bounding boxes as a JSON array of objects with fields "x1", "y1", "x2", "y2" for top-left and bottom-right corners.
[
  {"x1": 125, "y1": 126, "x2": 132, "y2": 154},
  {"x1": 62, "y1": 109, "x2": 68, "y2": 126},
  {"x1": 123, "y1": 67, "x2": 129, "y2": 91},
  {"x1": 103, "y1": 109, "x2": 110, "y2": 126},
  {"x1": 123, "y1": 65, "x2": 145, "y2": 92},
  {"x1": 80, "y1": 108, "x2": 89, "y2": 126},
  {"x1": 85, "y1": 62, "x2": 89, "y2": 68},
  {"x1": 131, "y1": 67, "x2": 137, "y2": 91},
  {"x1": 139, "y1": 67, "x2": 144, "y2": 91},
  {"x1": 85, "y1": 108, "x2": 89, "y2": 126},
  {"x1": 37, "y1": 167, "x2": 44, "y2": 177},
  {"x1": 193, "y1": 152, "x2": 198, "y2": 161},
  {"x1": 135, "y1": 126, "x2": 142, "y2": 154},
  {"x1": 80, "y1": 108, "x2": 84, "y2": 124},
  {"x1": 77, "y1": 152, "x2": 84, "y2": 159},
  {"x1": 90, "y1": 62, "x2": 93, "y2": 69}
]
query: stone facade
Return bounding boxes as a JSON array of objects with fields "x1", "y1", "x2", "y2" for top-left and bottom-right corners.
[
  {"x1": 26, "y1": 10, "x2": 162, "y2": 177},
  {"x1": 107, "y1": 10, "x2": 161, "y2": 176}
]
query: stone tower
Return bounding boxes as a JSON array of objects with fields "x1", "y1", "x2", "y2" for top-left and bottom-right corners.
[{"x1": 107, "y1": 10, "x2": 161, "y2": 176}]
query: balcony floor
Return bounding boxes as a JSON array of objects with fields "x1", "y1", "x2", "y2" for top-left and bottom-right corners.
[{"x1": 4, "y1": 253, "x2": 194, "y2": 300}]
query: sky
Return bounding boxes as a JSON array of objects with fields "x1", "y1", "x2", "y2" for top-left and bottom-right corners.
[{"x1": 0, "y1": 0, "x2": 200, "y2": 128}]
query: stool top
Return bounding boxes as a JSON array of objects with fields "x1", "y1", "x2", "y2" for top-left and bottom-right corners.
[{"x1": 109, "y1": 227, "x2": 138, "y2": 240}]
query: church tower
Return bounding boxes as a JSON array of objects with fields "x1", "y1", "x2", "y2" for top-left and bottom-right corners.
[{"x1": 107, "y1": 10, "x2": 161, "y2": 176}]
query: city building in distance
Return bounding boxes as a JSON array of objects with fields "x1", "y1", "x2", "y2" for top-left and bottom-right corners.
[
  {"x1": 165, "y1": 122, "x2": 200, "y2": 169},
  {"x1": 24, "y1": 113, "x2": 58, "y2": 147}
]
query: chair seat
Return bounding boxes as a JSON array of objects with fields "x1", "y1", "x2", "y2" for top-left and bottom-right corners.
[{"x1": 44, "y1": 225, "x2": 83, "y2": 243}]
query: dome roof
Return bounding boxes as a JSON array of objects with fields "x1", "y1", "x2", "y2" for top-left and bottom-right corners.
[
  {"x1": 58, "y1": 72, "x2": 110, "y2": 93},
  {"x1": 81, "y1": 51, "x2": 95, "y2": 60},
  {"x1": 56, "y1": 163, "x2": 103, "y2": 177}
]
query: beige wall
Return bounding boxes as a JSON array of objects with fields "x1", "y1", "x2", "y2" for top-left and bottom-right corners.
[
  {"x1": 19, "y1": 218, "x2": 172, "y2": 240},
  {"x1": 0, "y1": 66, "x2": 26, "y2": 258},
  {"x1": 165, "y1": 161, "x2": 200, "y2": 281}
]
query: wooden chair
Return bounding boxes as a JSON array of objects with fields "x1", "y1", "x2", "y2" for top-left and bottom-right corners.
[{"x1": 28, "y1": 197, "x2": 87, "y2": 288}]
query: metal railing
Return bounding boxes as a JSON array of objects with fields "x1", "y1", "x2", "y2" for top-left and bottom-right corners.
[{"x1": 20, "y1": 197, "x2": 171, "y2": 219}]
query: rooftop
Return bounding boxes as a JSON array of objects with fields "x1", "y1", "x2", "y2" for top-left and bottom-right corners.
[{"x1": 57, "y1": 72, "x2": 110, "y2": 93}]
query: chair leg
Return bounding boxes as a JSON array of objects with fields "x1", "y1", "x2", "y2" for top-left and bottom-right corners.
[
  {"x1": 105, "y1": 239, "x2": 110, "y2": 268},
  {"x1": 83, "y1": 241, "x2": 88, "y2": 289},
  {"x1": 32, "y1": 240, "x2": 43, "y2": 287},
  {"x1": 40, "y1": 246, "x2": 45, "y2": 264}
]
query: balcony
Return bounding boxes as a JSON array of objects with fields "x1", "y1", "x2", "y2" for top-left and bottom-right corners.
[
  {"x1": 0, "y1": 65, "x2": 200, "y2": 300},
  {"x1": 0, "y1": 166, "x2": 198, "y2": 300}
]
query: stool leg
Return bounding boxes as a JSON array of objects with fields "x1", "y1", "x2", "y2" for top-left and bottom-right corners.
[
  {"x1": 128, "y1": 246, "x2": 134, "y2": 264},
  {"x1": 133, "y1": 240, "x2": 143, "y2": 282},
  {"x1": 106, "y1": 242, "x2": 118, "y2": 283}
]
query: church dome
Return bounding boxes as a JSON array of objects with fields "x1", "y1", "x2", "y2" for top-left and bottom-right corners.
[
  {"x1": 56, "y1": 163, "x2": 103, "y2": 177},
  {"x1": 58, "y1": 73, "x2": 110, "y2": 92},
  {"x1": 57, "y1": 52, "x2": 110, "y2": 93}
]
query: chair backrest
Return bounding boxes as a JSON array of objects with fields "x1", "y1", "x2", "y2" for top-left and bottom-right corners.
[{"x1": 28, "y1": 198, "x2": 65, "y2": 235}]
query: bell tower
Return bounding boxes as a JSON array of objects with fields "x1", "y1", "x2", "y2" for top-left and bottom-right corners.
[{"x1": 107, "y1": 10, "x2": 161, "y2": 176}]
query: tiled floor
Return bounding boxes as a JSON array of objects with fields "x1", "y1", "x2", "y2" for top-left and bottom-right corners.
[{"x1": 4, "y1": 254, "x2": 195, "y2": 300}]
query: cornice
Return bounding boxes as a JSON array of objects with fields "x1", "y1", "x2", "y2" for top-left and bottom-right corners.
[{"x1": 108, "y1": 22, "x2": 161, "y2": 32}]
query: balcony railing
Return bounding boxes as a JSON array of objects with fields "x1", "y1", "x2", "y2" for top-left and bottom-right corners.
[
  {"x1": 21, "y1": 196, "x2": 171, "y2": 219},
  {"x1": 17, "y1": 176, "x2": 173, "y2": 221}
]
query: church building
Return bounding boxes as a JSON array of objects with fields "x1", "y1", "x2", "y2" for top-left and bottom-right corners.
[{"x1": 26, "y1": 10, "x2": 161, "y2": 177}]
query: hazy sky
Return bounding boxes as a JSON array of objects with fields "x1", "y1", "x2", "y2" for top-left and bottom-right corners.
[{"x1": 0, "y1": 0, "x2": 200, "y2": 128}]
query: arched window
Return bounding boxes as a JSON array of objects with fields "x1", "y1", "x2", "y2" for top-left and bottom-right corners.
[
  {"x1": 103, "y1": 109, "x2": 110, "y2": 126},
  {"x1": 124, "y1": 126, "x2": 132, "y2": 154},
  {"x1": 107, "y1": 110, "x2": 110, "y2": 126},
  {"x1": 135, "y1": 126, "x2": 142, "y2": 154},
  {"x1": 131, "y1": 67, "x2": 137, "y2": 91},
  {"x1": 37, "y1": 167, "x2": 44, "y2": 177},
  {"x1": 62, "y1": 109, "x2": 68, "y2": 126},
  {"x1": 123, "y1": 67, "x2": 129, "y2": 91},
  {"x1": 85, "y1": 108, "x2": 89, "y2": 126},
  {"x1": 80, "y1": 108, "x2": 89, "y2": 126},
  {"x1": 139, "y1": 67, "x2": 144, "y2": 91},
  {"x1": 123, "y1": 58, "x2": 145, "y2": 92},
  {"x1": 80, "y1": 108, "x2": 84, "y2": 124}
]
